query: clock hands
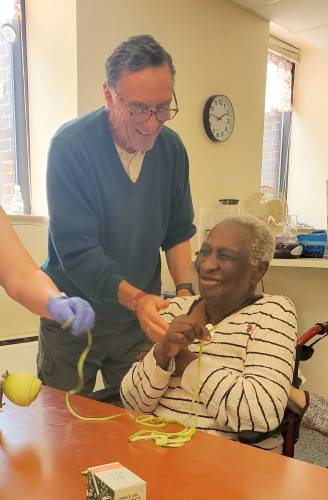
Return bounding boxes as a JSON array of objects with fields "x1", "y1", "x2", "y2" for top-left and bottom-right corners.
[{"x1": 209, "y1": 112, "x2": 228, "y2": 121}]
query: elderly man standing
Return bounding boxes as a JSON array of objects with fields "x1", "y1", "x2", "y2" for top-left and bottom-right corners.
[
  {"x1": 38, "y1": 35, "x2": 196, "y2": 395},
  {"x1": 121, "y1": 216, "x2": 297, "y2": 453}
]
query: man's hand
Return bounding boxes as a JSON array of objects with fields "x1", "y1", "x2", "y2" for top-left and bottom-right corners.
[
  {"x1": 154, "y1": 315, "x2": 211, "y2": 369},
  {"x1": 135, "y1": 294, "x2": 170, "y2": 342}
]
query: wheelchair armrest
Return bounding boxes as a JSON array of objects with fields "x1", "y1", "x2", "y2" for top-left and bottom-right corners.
[
  {"x1": 287, "y1": 398, "x2": 304, "y2": 416},
  {"x1": 238, "y1": 390, "x2": 309, "y2": 446},
  {"x1": 288, "y1": 388, "x2": 310, "y2": 415},
  {"x1": 238, "y1": 420, "x2": 288, "y2": 445}
]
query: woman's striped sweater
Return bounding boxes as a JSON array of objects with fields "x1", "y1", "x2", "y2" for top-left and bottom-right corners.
[{"x1": 120, "y1": 294, "x2": 297, "y2": 452}]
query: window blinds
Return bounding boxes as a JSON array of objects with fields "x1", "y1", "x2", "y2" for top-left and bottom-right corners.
[{"x1": 269, "y1": 35, "x2": 300, "y2": 64}]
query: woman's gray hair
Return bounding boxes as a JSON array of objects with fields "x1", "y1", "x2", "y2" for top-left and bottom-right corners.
[
  {"x1": 105, "y1": 35, "x2": 175, "y2": 87},
  {"x1": 221, "y1": 215, "x2": 275, "y2": 265}
]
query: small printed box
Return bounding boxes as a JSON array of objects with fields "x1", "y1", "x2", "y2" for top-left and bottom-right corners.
[{"x1": 87, "y1": 462, "x2": 146, "y2": 500}]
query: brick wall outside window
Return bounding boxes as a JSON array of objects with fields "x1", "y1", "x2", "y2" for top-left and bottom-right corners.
[
  {"x1": 261, "y1": 110, "x2": 282, "y2": 190},
  {"x1": 0, "y1": 38, "x2": 15, "y2": 211}
]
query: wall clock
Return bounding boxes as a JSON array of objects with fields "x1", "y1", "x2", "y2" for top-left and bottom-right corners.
[
  {"x1": 0, "y1": 23, "x2": 17, "y2": 43},
  {"x1": 203, "y1": 94, "x2": 235, "y2": 142}
]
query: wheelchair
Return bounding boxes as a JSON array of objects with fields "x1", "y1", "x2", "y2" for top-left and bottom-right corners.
[
  {"x1": 88, "y1": 321, "x2": 328, "y2": 458},
  {"x1": 238, "y1": 322, "x2": 328, "y2": 457}
]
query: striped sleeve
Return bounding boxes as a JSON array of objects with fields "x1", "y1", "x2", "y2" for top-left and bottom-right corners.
[
  {"x1": 159, "y1": 296, "x2": 199, "y2": 323},
  {"x1": 120, "y1": 297, "x2": 197, "y2": 413},
  {"x1": 180, "y1": 295, "x2": 297, "y2": 433},
  {"x1": 120, "y1": 346, "x2": 173, "y2": 413}
]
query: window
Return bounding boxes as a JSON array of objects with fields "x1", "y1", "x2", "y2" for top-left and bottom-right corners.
[
  {"x1": 261, "y1": 49, "x2": 295, "y2": 196},
  {"x1": 0, "y1": 0, "x2": 30, "y2": 213}
]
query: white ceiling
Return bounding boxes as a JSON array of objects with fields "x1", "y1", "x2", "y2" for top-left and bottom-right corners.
[{"x1": 231, "y1": 0, "x2": 328, "y2": 51}]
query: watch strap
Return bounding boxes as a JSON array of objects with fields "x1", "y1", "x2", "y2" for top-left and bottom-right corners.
[{"x1": 175, "y1": 282, "x2": 195, "y2": 295}]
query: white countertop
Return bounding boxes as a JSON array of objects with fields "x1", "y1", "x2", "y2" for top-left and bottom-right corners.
[
  {"x1": 192, "y1": 257, "x2": 328, "y2": 268},
  {"x1": 270, "y1": 258, "x2": 328, "y2": 268}
]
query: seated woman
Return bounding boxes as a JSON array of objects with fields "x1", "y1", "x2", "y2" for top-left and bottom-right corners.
[{"x1": 120, "y1": 215, "x2": 297, "y2": 453}]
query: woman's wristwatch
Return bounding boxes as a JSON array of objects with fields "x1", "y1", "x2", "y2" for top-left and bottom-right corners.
[{"x1": 175, "y1": 282, "x2": 195, "y2": 295}]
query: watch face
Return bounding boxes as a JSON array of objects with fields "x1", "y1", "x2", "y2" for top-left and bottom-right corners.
[{"x1": 203, "y1": 95, "x2": 235, "y2": 142}]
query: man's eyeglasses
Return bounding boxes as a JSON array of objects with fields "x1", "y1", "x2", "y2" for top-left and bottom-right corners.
[{"x1": 111, "y1": 86, "x2": 179, "y2": 123}]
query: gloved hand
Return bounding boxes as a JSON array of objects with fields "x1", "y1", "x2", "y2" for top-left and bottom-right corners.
[{"x1": 47, "y1": 295, "x2": 95, "y2": 336}]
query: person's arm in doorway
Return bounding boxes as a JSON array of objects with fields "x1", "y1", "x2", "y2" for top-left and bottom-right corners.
[
  {"x1": 0, "y1": 207, "x2": 59, "y2": 318},
  {"x1": 0, "y1": 208, "x2": 95, "y2": 335}
]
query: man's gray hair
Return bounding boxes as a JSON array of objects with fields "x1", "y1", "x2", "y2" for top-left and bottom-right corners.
[
  {"x1": 105, "y1": 35, "x2": 175, "y2": 87},
  {"x1": 221, "y1": 215, "x2": 275, "y2": 265}
]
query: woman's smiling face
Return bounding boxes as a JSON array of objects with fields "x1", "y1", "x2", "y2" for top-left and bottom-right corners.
[{"x1": 195, "y1": 220, "x2": 264, "y2": 309}]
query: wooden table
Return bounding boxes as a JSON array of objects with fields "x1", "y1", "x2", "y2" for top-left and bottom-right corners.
[{"x1": 0, "y1": 386, "x2": 327, "y2": 499}]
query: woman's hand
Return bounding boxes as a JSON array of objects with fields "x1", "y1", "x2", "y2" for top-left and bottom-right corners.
[
  {"x1": 174, "y1": 348, "x2": 198, "y2": 376},
  {"x1": 154, "y1": 315, "x2": 211, "y2": 369}
]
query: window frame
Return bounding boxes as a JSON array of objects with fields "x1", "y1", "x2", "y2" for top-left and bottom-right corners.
[
  {"x1": 1, "y1": 0, "x2": 30, "y2": 213},
  {"x1": 261, "y1": 51, "x2": 295, "y2": 197},
  {"x1": 11, "y1": 0, "x2": 31, "y2": 212}
]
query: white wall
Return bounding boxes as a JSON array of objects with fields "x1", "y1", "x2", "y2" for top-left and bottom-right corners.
[
  {"x1": 25, "y1": 0, "x2": 78, "y2": 215},
  {"x1": 75, "y1": 0, "x2": 269, "y2": 289},
  {"x1": 288, "y1": 46, "x2": 328, "y2": 229},
  {"x1": 25, "y1": 0, "x2": 269, "y2": 220},
  {"x1": 76, "y1": 0, "x2": 269, "y2": 241}
]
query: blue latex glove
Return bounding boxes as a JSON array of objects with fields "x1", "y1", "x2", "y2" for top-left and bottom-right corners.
[{"x1": 47, "y1": 295, "x2": 95, "y2": 336}]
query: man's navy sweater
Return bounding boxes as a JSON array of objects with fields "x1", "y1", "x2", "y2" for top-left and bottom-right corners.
[{"x1": 43, "y1": 107, "x2": 196, "y2": 323}]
